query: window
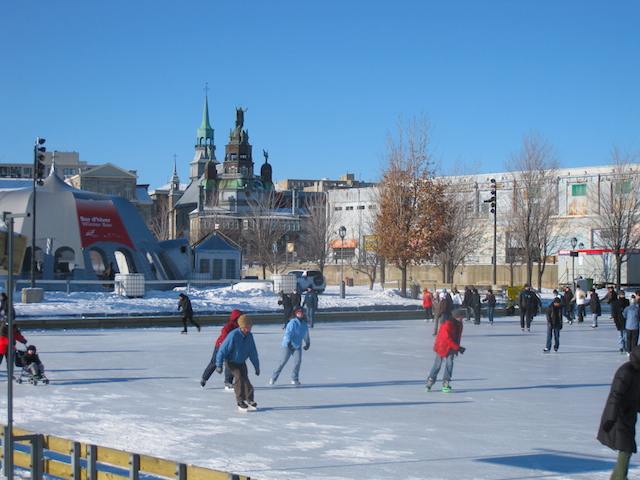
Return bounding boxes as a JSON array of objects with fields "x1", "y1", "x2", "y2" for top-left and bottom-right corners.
[
  {"x1": 572, "y1": 184, "x2": 587, "y2": 196},
  {"x1": 212, "y1": 259, "x2": 223, "y2": 279},
  {"x1": 225, "y1": 259, "x2": 237, "y2": 279},
  {"x1": 615, "y1": 181, "x2": 631, "y2": 195},
  {"x1": 346, "y1": 206, "x2": 354, "y2": 211},
  {"x1": 199, "y1": 259, "x2": 210, "y2": 273},
  {"x1": 357, "y1": 205, "x2": 365, "y2": 210},
  {"x1": 334, "y1": 206, "x2": 342, "y2": 211}
]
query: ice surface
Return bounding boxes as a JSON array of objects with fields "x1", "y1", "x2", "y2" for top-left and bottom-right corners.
[{"x1": 1, "y1": 292, "x2": 636, "y2": 480}]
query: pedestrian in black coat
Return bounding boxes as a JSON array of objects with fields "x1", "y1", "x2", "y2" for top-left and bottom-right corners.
[
  {"x1": 612, "y1": 291, "x2": 630, "y2": 353},
  {"x1": 277, "y1": 291, "x2": 293, "y2": 329},
  {"x1": 589, "y1": 288, "x2": 602, "y2": 328},
  {"x1": 470, "y1": 289, "x2": 481, "y2": 325},
  {"x1": 178, "y1": 293, "x2": 201, "y2": 334},
  {"x1": 597, "y1": 344, "x2": 640, "y2": 479},
  {"x1": 543, "y1": 298, "x2": 563, "y2": 352}
]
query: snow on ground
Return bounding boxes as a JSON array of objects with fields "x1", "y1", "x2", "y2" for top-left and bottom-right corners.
[
  {"x1": 1, "y1": 300, "x2": 638, "y2": 480},
  {"x1": 14, "y1": 283, "x2": 427, "y2": 318},
  {"x1": 13, "y1": 283, "x2": 617, "y2": 319}
]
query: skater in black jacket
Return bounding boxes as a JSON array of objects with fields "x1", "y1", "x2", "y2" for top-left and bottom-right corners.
[{"x1": 597, "y1": 344, "x2": 640, "y2": 480}]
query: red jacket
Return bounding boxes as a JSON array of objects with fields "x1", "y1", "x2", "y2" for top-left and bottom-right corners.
[
  {"x1": 433, "y1": 319, "x2": 463, "y2": 357},
  {"x1": 422, "y1": 292, "x2": 433, "y2": 308},
  {"x1": 215, "y1": 309, "x2": 243, "y2": 348}
]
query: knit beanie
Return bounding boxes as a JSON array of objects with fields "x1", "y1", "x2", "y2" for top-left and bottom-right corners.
[
  {"x1": 230, "y1": 309, "x2": 243, "y2": 322},
  {"x1": 237, "y1": 315, "x2": 252, "y2": 329}
]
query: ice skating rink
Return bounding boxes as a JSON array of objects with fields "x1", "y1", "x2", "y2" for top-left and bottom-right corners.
[{"x1": 1, "y1": 315, "x2": 634, "y2": 480}]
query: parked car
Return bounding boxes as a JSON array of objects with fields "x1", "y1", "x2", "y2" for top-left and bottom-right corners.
[{"x1": 287, "y1": 269, "x2": 326, "y2": 294}]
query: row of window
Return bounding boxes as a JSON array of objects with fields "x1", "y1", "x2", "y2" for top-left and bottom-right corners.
[
  {"x1": 334, "y1": 205, "x2": 369, "y2": 211},
  {"x1": 198, "y1": 258, "x2": 237, "y2": 279}
]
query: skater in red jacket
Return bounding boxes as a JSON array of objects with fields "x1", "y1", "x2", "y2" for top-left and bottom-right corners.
[
  {"x1": 425, "y1": 309, "x2": 466, "y2": 392},
  {"x1": 200, "y1": 309, "x2": 243, "y2": 388}
]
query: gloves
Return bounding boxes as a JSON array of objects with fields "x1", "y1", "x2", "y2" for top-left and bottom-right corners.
[
  {"x1": 255, "y1": 368, "x2": 260, "y2": 376},
  {"x1": 603, "y1": 420, "x2": 615, "y2": 432},
  {"x1": 458, "y1": 346, "x2": 466, "y2": 354},
  {"x1": 303, "y1": 343, "x2": 310, "y2": 351},
  {"x1": 288, "y1": 342, "x2": 295, "y2": 351},
  {"x1": 215, "y1": 366, "x2": 223, "y2": 374}
]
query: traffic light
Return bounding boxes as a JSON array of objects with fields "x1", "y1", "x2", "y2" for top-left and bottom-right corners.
[
  {"x1": 35, "y1": 138, "x2": 46, "y2": 184},
  {"x1": 489, "y1": 178, "x2": 497, "y2": 214},
  {"x1": 483, "y1": 178, "x2": 497, "y2": 214}
]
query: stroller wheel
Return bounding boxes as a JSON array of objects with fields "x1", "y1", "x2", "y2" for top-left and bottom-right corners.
[
  {"x1": 43, "y1": 379, "x2": 49, "y2": 385},
  {"x1": 29, "y1": 378, "x2": 37, "y2": 385},
  {"x1": 15, "y1": 378, "x2": 22, "y2": 384}
]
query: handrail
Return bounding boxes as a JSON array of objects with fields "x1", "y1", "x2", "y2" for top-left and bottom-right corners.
[{"x1": 2, "y1": 426, "x2": 251, "y2": 480}]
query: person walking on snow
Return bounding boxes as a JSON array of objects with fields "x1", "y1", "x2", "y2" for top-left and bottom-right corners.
[
  {"x1": 425, "y1": 308, "x2": 466, "y2": 392},
  {"x1": 302, "y1": 286, "x2": 318, "y2": 328},
  {"x1": 597, "y1": 344, "x2": 640, "y2": 480},
  {"x1": 200, "y1": 309, "x2": 243, "y2": 388},
  {"x1": 543, "y1": 297, "x2": 563, "y2": 353},
  {"x1": 177, "y1": 293, "x2": 201, "y2": 334},
  {"x1": 470, "y1": 288, "x2": 481, "y2": 325},
  {"x1": 215, "y1": 315, "x2": 260, "y2": 412},
  {"x1": 270, "y1": 308, "x2": 310, "y2": 387}
]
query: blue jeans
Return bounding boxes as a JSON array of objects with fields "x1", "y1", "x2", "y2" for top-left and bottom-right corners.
[
  {"x1": 617, "y1": 330, "x2": 626, "y2": 350},
  {"x1": 487, "y1": 306, "x2": 495, "y2": 323},
  {"x1": 546, "y1": 327, "x2": 560, "y2": 350},
  {"x1": 271, "y1": 345, "x2": 303, "y2": 383},
  {"x1": 428, "y1": 352, "x2": 455, "y2": 382},
  {"x1": 592, "y1": 314, "x2": 599, "y2": 327},
  {"x1": 304, "y1": 306, "x2": 315, "y2": 327}
]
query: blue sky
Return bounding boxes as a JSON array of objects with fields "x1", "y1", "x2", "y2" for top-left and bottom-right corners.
[{"x1": 1, "y1": 1, "x2": 638, "y2": 189}]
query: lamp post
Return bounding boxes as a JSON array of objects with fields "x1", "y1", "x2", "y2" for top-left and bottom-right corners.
[
  {"x1": 339, "y1": 226, "x2": 346, "y2": 299},
  {"x1": 31, "y1": 138, "x2": 46, "y2": 288},
  {"x1": 3, "y1": 211, "x2": 30, "y2": 480},
  {"x1": 483, "y1": 179, "x2": 497, "y2": 284},
  {"x1": 570, "y1": 237, "x2": 578, "y2": 291}
]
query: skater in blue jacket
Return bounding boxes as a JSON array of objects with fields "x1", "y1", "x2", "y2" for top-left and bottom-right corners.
[{"x1": 270, "y1": 309, "x2": 310, "y2": 387}]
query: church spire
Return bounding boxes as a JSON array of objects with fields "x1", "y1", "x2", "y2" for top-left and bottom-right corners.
[{"x1": 191, "y1": 85, "x2": 217, "y2": 183}]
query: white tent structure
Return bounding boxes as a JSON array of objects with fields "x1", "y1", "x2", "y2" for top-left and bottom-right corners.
[{"x1": 0, "y1": 171, "x2": 180, "y2": 287}]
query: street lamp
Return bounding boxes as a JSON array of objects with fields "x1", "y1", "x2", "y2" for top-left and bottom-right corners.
[
  {"x1": 570, "y1": 237, "x2": 578, "y2": 291},
  {"x1": 338, "y1": 226, "x2": 346, "y2": 299},
  {"x1": 31, "y1": 138, "x2": 46, "y2": 288}
]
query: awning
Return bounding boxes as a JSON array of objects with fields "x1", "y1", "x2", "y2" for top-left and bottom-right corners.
[{"x1": 330, "y1": 238, "x2": 358, "y2": 249}]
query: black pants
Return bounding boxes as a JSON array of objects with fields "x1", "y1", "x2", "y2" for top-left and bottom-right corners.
[
  {"x1": 202, "y1": 346, "x2": 233, "y2": 385},
  {"x1": 181, "y1": 314, "x2": 201, "y2": 331}
]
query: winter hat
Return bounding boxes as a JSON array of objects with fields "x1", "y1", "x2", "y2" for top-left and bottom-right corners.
[
  {"x1": 452, "y1": 309, "x2": 465, "y2": 320},
  {"x1": 230, "y1": 309, "x2": 243, "y2": 322},
  {"x1": 618, "y1": 291, "x2": 626, "y2": 297},
  {"x1": 27, "y1": 345, "x2": 36, "y2": 352},
  {"x1": 294, "y1": 308, "x2": 303, "y2": 315},
  {"x1": 237, "y1": 315, "x2": 252, "y2": 329}
]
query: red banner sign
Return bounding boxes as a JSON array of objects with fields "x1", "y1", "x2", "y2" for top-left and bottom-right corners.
[{"x1": 75, "y1": 197, "x2": 135, "y2": 249}]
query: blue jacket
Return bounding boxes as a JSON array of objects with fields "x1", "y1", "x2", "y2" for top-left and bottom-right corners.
[
  {"x1": 624, "y1": 303, "x2": 640, "y2": 331},
  {"x1": 282, "y1": 316, "x2": 310, "y2": 350},
  {"x1": 216, "y1": 328, "x2": 259, "y2": 369},
  {"x1": 302, "y1": 290, "x2": 318, "y2": 309}
]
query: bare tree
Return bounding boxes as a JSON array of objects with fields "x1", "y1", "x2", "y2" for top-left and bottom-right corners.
[
  {"x1": 374, "y1": 115, "x2": 448, "y2": 297},
  {"x1": 433, "y1": 177, "x2": 484, "y2": 283},
  {"x1": 148, "y1": 196, "x2": 172, "y2": 242},
  {"x1": 505, "y1": 132, "x2": 560, "y2": 288},
  {"x1": 245, "y1": 190, "x2": 292, "y2": 278},
  {"x1": 297, "y1": 194, "x2": 337, "y2": 273},
  {"x1": 591, "y1": 147, "x2": 640, "y2": 290}
]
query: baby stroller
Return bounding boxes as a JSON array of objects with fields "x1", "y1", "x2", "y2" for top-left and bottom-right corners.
[{"x1": 14, "y1": 345, "x2": 49, "y2": 385}]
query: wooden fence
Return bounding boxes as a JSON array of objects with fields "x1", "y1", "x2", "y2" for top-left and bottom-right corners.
[{"x1": 1, "y1": 426, "x2": 250, "y2": 480}]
